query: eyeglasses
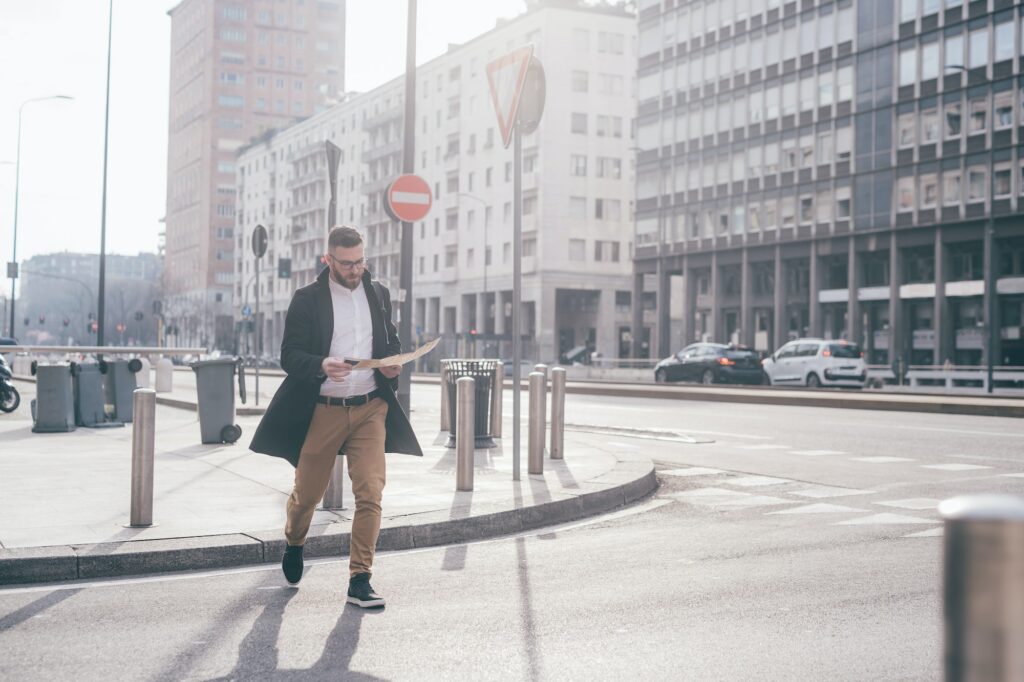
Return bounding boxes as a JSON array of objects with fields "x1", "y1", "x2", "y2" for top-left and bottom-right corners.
[{"x1": 327, "y1": 254, "x2": 366, "y2": 270}]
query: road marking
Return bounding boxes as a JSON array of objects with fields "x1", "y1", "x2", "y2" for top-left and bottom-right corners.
[
  {"x1": 768, "y1": 503, "x2": 868, "y2": 515},
  {"x1": 998, "y1": 473, "x2": 1024, "y2": 478},
  {"x1": 853, "y1": 456, "x2": 915, "y2": 464},
  {"x1": 836, "y1": 513, "x2": 934, "y2": 526},
  {"x1": 726, "y1": 475, "x2": 793, "y2": 487},
  {"x1": 736, "y1": 444, "x2": 791, "y2": 451},
  {"x1": 606, "y1": 441, "x2": 639, "y2": 450},
  {"x1": 669, "y1": 488, "x2": 792, "y2": 508},
  {"x1": 790, "y1": 449, "x2": 847, "y2": 456},
  {"x1": 659, "y1": 467, "x2": 725, "y2": 477},
  {"x1": 791, "y1": 486, "x2": 875, "y2": 499},
  {"x1": 904, "y1": 527, "x2": 944, "y2": 538},
  {"x1": 921, "y1": 463, "x2": 992, "y2": 471},
  {"x1": 875, "y1": 498, "x2": 942, "y2": 511}
]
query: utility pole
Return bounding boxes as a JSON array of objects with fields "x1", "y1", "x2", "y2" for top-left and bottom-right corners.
[{"x1": 397, "y1": 0, "x2": 417, "y2": 414}]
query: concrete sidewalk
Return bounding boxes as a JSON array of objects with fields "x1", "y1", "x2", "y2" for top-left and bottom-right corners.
[{"x1": 0, "y1": 379, "x2": 655, "y2": 585}]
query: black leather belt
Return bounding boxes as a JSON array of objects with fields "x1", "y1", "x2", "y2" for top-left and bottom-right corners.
[{"x1": 317, "y1": 389, "x2": 383, "y2": 407}]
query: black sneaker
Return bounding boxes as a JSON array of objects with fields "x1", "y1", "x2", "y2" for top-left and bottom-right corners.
[
  {"x1": 282, "y1": 545, "x2": 304, "y2": 585},
  {"x1": 347, "y1": 572, "x2": 385, "y2": 608}
]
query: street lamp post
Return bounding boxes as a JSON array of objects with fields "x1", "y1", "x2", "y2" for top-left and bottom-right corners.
[
  {"x1": 8, "y1": 95, "x2": 74, "y2": 338},
  {"x1": 97, "y1": 0, "x2": 114, "y2": 349},
  {"x1": 459, "y1": 192, "x2": 490, "y2": 352}
]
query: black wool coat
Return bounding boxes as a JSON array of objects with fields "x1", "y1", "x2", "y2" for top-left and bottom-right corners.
[{"x1": 249, "y1": 267, "x2": 423, "y2": 466}]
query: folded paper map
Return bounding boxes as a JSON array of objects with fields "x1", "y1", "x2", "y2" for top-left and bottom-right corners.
[{"x1": 344, "y1": 337, "x2": 441, "y2": 370}]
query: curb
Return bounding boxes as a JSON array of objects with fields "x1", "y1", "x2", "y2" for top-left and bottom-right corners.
[{"x1": 0, "y1": 461, "x2": 657, "y2": 586}]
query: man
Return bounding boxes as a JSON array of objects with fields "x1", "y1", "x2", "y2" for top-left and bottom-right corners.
[{"x1": 250, "y1": 225, "x2": 423, "y2": 608}]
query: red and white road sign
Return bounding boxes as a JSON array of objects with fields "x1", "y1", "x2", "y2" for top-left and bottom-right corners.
[
  {"x1": 385, "y1": 174, "x2": 433, "y2": 223},
  {"x1": 486, "y1": 44, "x2": 534, "y2": 149}
]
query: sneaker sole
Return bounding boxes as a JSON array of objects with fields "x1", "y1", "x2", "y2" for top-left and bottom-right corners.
[{"x1": 346, "y1": 596, "x2": 386, "y2": 608}]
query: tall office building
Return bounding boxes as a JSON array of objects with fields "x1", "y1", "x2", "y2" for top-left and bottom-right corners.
[
  {"x1": 163, "y1": 0, "x2": 345, "y2": 349},
  {"x1": 634, "y1": 0, "x2": 1024, "y2": 369},
  {"x1": 235, "y1": 2, "x2": 637, "y2": 364}
]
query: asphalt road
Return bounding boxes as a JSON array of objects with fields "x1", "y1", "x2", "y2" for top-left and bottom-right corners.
[{"x1": 2, "y1": 394, "x2": 1021, "y2": 680}]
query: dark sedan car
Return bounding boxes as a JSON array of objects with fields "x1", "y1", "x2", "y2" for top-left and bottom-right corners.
[{"x1": 654, "y1": 343, "x2": 766, "y2": 385}]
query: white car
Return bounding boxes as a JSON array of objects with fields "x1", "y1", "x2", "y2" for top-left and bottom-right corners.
[{"x1": 762, "y1": 338, "x2": 867, "y2": 388}]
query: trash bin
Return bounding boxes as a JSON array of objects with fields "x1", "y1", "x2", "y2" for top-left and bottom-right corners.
[
  {"x1": 71, "y1": 362, "x2": 113, "y2": 427},
  {"x1": 190, "y1": 357, "x2": 246, "y2": 444},
  {"x1": 441, "y1": 358, "x2": 498, "y2": 449},
  {"x1": 100, "y1": 358, "x2": 143, "y2": 423},
  {"x1": 31, "y1": 362, "x2": 76, "y2": 433}
]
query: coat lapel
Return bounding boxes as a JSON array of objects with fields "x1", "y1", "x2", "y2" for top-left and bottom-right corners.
[
  {"x1": 362, "y1": 269, "x2": 388, "y2": 360},
  {"x1": 315, "y1": 267, "x2": 333, "y2": 355}
]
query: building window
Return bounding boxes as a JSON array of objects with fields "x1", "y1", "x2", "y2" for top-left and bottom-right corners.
[
  {"x1": 781, "y1": 196, "x2": 795, "y2": 227},
  {"x1": 944, "y1": 101, "x2": 962, "y2": 137},
  {"x1": 899, "y1": 47, "x2": 917, "y2": 86},
  {"x1": 572, "y1": 71, "x2": 589, "y2": 92},
  {"x1": 968, "y1": 28, "x2": 988, "y2": 69},
  {"x1": 993, "y1": 163, "x2": 1012, "y2": 198},
  {"x1": 523, "y1": 237, "x2": 536, "y2": 257},
  {"x1": 445, "y1": 246, "x2": 457, "y2": 268},
  {"x1": 968, "y1": 96, "x2": 988, "y2": 134},
  {"x1": 921, "y1": 42, "x2": 939, "y2": 80},
  {"x1": 835, "y1": 126, "x2": 852, "y2": 162},
  {"x1": 596, "y1": 157, "x2": 622, "y2": 179},
  {"x1": 920, "y1": 173, "x2": 938, "y2": 208},
  {"x1": 921, "y1": 109, "x2": 940, "y2": 143},
  {"x1": 571, "y1": 113, "x2": 587, "y2": 134},
  {"x1": 218, "y1": 94, "x2": 244, "y2": 108},
  {"x1": 943, "y1": 171, "x2": 962, "y2": 205},
  {"x1": 945, "y1": 33, "x2": 964, "y2": 71},
  {"x1": 898, "y1": 112, "x2": 916, "y2": 148},
  {"x1": 897, "y1": 176, "x2": 915, "y2": 212},
  {"x1": 994, "y1": 20, "x2": 1014, "y2": 62},
  {"x1": 595, "y1": 198, "x2": 621, "y2": 221},
  {"x1": 799, "y1": 196, "x2": 813, "y2": 224},
  {"x1": 900, "y1": 0, "x2": 917, "y2": 23},
  {"x1": 570, "y1": 155, "x2": 587, "y2": 177},
  {"x1": 523, "y1": 193, "x2": 537, "y2": 216},
  {"x1": 836, "y1": 187, "x2": 851, "y2": 218},
  {"x1": 994, "y1": 91, "x2": 1013, "y2": 130}
]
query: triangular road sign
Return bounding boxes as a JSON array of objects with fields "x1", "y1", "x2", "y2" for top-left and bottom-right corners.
[{"x1": 486, "y1": 44, "x2": 534, "y2": 149}]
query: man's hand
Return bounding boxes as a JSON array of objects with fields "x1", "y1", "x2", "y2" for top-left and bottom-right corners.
[
  {"x1": 379, "y1": 365, "x2": 402, "y2": 379},
  {"x1": 321, "y1": 357, "x2": 353, "y2": 382}
]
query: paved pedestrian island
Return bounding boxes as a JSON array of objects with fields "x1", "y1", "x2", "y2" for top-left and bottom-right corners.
[{"x1": 0, "y1": 379, "x2": 655, "y2": 585}]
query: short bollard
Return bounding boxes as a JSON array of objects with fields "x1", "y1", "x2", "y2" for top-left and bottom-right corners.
[
  {"x1": 550, "y1": 367, "x2": 566, "y2": 459},
  {"x1": 135, "y1": 357, "x2": 152, "y2": 389},
  {"x1": 490, "y1": 361, "x2": 504, "y2": 439},
  {"x1": 533, "y1": 363, "x2": 549, "y2": 380},
  {"x1": 322, "y1": 454, "x2": 345, "y2": 509},
  {"x1": 456, "y1": 377, "x2": 475, "y2": 491},
  {"x1": 440, "y1": 366, "x2": 450, "y2": 432},
  {"x1": 129, "y1": 388, "x2": 156, "y2": 527},
  {"x1": 528, "y1": 372, "x2": 546, "y2": 474},
  {"x1": 941, "y1": 495, "x2": 1024, "y2": 681},
  {"x1": 154, "y1": 357, "x2": 174, "y2": 393}
]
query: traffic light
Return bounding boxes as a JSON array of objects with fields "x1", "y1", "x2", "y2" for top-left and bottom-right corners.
[
  {"x1": 116, "y1": 323, "x2": 126, "y2": 333},
  {"x1": 90, "y1": 321, "x2": 98, "y2": 333},
  {"x1": 23, "y1": 317, "x2": 29, "y2": 327},
  {"x1": 134, "y1": 311, "x2": 144, "y2": 322},
  {"x1": 152, "y1": 300, "x2": 162, "y2": 315},
  {"x1": 278, "y1": 257, "x2": 292, "y2": 279}
]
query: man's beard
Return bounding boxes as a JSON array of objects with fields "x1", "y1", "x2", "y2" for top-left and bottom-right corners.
[{"x1": 330, "y1": 266, "x2": 361, "y2": 290}]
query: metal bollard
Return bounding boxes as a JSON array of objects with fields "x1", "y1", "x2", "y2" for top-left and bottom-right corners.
[
  {"x1": 456, "y1": 377, "x2": 475, "y2": 491},
  {"x1": 490, "y1": 361, "x2": 504, "y2": 438},
  {"x1": 154, "y1": 357, "x2": 174, "y2": 393},
  {"x1": 533, "y1": 363, "x2": 548, "y2": 380},
  {"x1": 322, "y1": 454, "x2": 345, "y2": 509},
  {"x1": 528, "y1": 372, "x2": 545, "y2": 474},
  {"x1": 550, "y1": 367, "x2": 566, "y2": 459},
  {"x1": 129, "y1": 389, "x2": 156, "y2": 527},
  {"x1": 941, "y1": 495, "x2": 1024, "y2": 681},
  {"x1": 440, "y1": 367, "x2": 450, "y2": 432}
]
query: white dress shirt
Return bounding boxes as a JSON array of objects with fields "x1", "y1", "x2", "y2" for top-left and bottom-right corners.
[{"x1": 320, "y1": 278, "x2": 378, "y2": 398}]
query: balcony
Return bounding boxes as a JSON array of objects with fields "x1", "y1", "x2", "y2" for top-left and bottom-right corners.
[
  {"x1": 361, "y1": 106, "x2": 403, "y2": 132},
  {"x1": 363, "y1": 137, "x2": 402, "y2": 163}
]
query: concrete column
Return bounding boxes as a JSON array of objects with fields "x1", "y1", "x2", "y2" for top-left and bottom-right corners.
[
  {"x1": 889, "y1": 232, "x2": 903, "y2": 365},
  {"x1": 934, "y1": 226, "x2": 948, "y2": 364},
  {"x1": 808, "y1": 241, "x2": 821, "y2": 337},
  {"x1": 710, "y1": 251, "x2": 720, "y2": 342},
  {"x1": 429, "y1": 297, "x2": 441, "y2": 335},
  {"x1": 458, "y1": 294, "x2": 472, "y2": 333},
  {"x1": 475, "y1": 292, "x2": 487, "y2": 335},
  {"x1": 983, "y1": 222, "x2": 999, "y2": 368},
  {"x1": 680, "y1": 256, "x2": 692, "y2": 346},
  {"x1": 847, "y1": 237, "x2": 861, "y2": 344},
  {"x1": 631, "y1": 271, "x2": 644, "y2": 358},
  {"x1": 773, "y1": 245, "x2": 785, "y2": 349},
  {"x1": 657, "y1": 260, "x2": 672, "y2": 358},
  {"x1": 740, "y1": 247, "x2": 753, "y2": 347},
  {"x1": 538, "y1": 286, "x2": 557, "y2": 363},
  {"x1": 494, "y1": 291, "x2": 506, "y2": 336},
  {"x1": 597, "y1": 288, "x2": 617, "y2": 360}
]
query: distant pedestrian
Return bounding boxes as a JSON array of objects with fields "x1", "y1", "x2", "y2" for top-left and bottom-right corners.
[{"x1": 250, "y1": 225, "x2": 422, "y2": 608}]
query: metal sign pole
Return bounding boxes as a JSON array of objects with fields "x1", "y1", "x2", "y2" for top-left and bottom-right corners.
[
  {"x1": 512, "y1": 124, "x2": 522, "y2": 481},
  {"x1": 397, "y1": 0, "x2": 417, "y2": 415},
  {"x1": 254, "y1": 251, "x2": 260, "y2": 406}
]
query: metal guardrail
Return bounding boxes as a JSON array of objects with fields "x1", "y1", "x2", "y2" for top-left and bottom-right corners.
[{"x1": 0, "y1": 345, "x2": 207, "y2": 355}]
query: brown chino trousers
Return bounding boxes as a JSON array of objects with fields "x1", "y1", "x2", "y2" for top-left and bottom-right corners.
[{"x1": 285, "y1": 398, "x2": 388, "y2": 577}]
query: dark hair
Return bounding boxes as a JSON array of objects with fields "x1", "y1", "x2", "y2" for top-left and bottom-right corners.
[{"x1": 327, "y1": 225, "x2": 363, "y2": 249}]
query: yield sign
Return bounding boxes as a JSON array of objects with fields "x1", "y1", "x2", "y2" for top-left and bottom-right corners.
[
  {"x1": 385, "y1": 174, "x2": 433, "y2": 223},
  {"x1": 486, "y1": 44, "x2": 534, "y2": 149}
]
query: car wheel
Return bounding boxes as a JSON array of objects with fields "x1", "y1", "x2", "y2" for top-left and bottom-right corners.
[
  {"x1": 701, "y1": 369, "x2": 715, "y2": 385},
  {"x1": 806, "y1": 373, "x2": 821, "y2": 388},
  {"x1": 761, "y1": 371, "x2": 772, "y2": 386},
  {"x1": 655, "y1": 369, "x2": 668, "y2": 383}
]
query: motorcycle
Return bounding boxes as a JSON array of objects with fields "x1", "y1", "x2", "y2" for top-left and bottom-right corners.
[{"x1": 0, "y1": 354, "x2": 20, "y2": 413}]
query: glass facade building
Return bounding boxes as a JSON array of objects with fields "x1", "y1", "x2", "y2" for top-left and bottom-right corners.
[{"x1": 634, "y1": 0, "x2": 1024, "y2": 368}]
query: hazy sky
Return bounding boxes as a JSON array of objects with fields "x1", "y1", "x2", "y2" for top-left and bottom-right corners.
[{"x1": 0, "y1": 0, "x2": 526, "y2": 269}]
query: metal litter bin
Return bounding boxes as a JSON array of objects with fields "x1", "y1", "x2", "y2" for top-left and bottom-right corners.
[
  {"x1": 31, "y1": 362, "x2": 76, "y2": 433},
  {"x1": 441, "y1": 358, "x2": 498, "y2": 448},
  {"x1": 71, "y1": 362, "x2": 111, "y2": 427},
  {"x1": 190, "y1": 357, "x2": 246, "y2": 444},
  {"x1": 100, "y1": 358, "x2": 143, "y2": 423}
]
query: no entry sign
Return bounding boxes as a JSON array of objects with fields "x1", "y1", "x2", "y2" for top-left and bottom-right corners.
[{"x1": 385, "y1": 174, "x2": 433, "y2": 223}]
